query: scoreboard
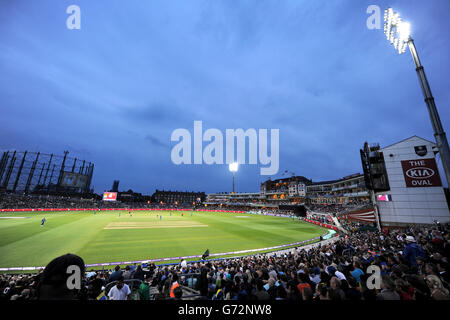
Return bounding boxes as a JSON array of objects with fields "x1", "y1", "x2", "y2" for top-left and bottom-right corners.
[{"x1": 103, "y1": 192, "x2": 117, "y2": 201}]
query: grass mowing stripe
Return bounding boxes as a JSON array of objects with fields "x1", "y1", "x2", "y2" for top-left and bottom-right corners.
[
  {"x1": 0, "y1": 213, "x2": 88, "y2": 247},
  {"x1": 0, "y1": 214, "x2": 109, "y2": 267}
]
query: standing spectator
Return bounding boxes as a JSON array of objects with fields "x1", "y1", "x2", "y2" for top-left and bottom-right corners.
[
  {"x1": 181, "y1": 259, "x2": 187, "y2": 269},
  {"x1": 169, "y1": 274, "x2": 180, "y2": 298},
  {"x1": 108, "y1": 266, "x2": 123, "y2": 283},
  {"x1": 107, "y1": 277, "x2": 131, "y2": 300},
  {"x1": 403, "y1": 236, "x2": 426, "y2": 268},
  {"x1": 351, "y1": 262, "x2": 364, "y2": 285},
  {"x1": 199, "y1": 264, "x2": 208, "y2": 297}
]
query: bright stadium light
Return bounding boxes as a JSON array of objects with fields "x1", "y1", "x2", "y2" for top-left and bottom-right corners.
[
  {"x1": 380, "y1": 7, "x2": 450, "y2": 193},
  {"x1": 229, "y1": 162, "x2": 238, "y2": 193},
  {"x1": 383, "y1": 7, "x2": 410, "y2": 54},
  {"x1": 229, "y1": 162, "x2": 238, "y2": 172}
]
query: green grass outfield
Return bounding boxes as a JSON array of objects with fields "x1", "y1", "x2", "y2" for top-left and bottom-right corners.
[{"x1": 0, "y1": 210, "x2": 325, "y2": 270}]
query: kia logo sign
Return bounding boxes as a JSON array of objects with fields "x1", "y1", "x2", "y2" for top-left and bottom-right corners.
[
  {"x1": 405, "y1": 167, "x2": 435, "y2": 179},
  {"x1": 401, "y1": 158, "x2": 442, "y2": 188}
]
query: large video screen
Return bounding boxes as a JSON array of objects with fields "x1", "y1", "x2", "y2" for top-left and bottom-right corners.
[
  {"x1": 103, "y1": 192, "x2": 117, "y2": 201},
  {"x1": 61, "y1": 172, "x2": 89, "y2": 188},
  {"x1": 377, "y1": 194, "x2": 392, "y2": 202}
]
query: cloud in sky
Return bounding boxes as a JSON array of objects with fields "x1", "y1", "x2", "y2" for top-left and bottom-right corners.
[{"x1": 0, "y1": 0, "x2": 449, "y2": 193}]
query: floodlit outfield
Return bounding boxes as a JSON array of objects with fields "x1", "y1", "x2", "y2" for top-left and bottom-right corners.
[{"x1": 0, "y1": 210, "x2": 325, "y2": 269}]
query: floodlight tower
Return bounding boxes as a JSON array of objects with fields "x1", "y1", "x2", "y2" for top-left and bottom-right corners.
[
  {"x1": 383, "y1": 7, "x2": 450, "y2": 186},
  {"x1": 229, "y1": 162, "x2": 238, "y2": 193}
]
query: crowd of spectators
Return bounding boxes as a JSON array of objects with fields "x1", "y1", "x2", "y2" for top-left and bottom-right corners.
[
  {"x1": 307, "y1": 201, "x2": 372, "y2": 215},
  {"x1": 1, "y1": 219, "x2": 449, "y2": 301},
  {"x1": 306, "y1": 214, "x2": 332, "y2": 224},
  {"x1": 0, "y1": 193, "x2": 200, "y2": 210},
  {"x1": 248, "y1": 208, "x2": 296, "y2": 216},
  {"x1": 0, "y1": 193, "x2": 124, "y2": 209}
]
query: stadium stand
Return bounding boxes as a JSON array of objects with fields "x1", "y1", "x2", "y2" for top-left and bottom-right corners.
[{"x1": 0, "y1": 216, "x2": 449, "y2": 300}]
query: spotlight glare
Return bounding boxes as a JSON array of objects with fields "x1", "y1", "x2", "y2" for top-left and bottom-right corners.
[
  {"x1": 229, "y1": 162, "x2": 238, "y2": 172},
  {"x1": 383, "y1": 8, "x2": 411, "y2": 54}
]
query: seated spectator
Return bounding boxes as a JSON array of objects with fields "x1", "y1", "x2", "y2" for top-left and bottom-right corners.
[
  {"x1": 359, "y1": 274, "x2": 377, "y2": 301},
  {"x1": 426, "y1": 275, "x2": 450, "y2": 300},
  {"x1": 37, "y1": 253, "x2": 86, "y2": 300},
  {"x1": 133, "y1": 265, "x2": 145, "y2": 281},
  {"x1": 315, "y1": 283, "x2": 329, "y2": 300},
  {"x1": 123, "y1": 266, "x2": 133, "y2": 280},
  {"x1": 309, "y1": 267, "x2": 321, "y2": 285},
  {"x1": 297, "y1": 273, "x2": 311, "y2": 295},
  {"x1": 138, "y1": 276, "x2": 150, "y2": 300},
  {"x1": 172, "y1": 286, "x2": 183, "y2": 300},
  {"x1": 345, "y1": 276, "x2": 362, "y2": 300},
  {"x1": 329, "y1": 276, "x2": 345, "y2": 300},
  {"x1": 394, "y1": 278, "x2": 413, "y2": 300},
  {"x1": 302, "y1": 286, "x2": 313, "y2": 301},
  {"x1": 254, "y1": 280, "x2": 269, "y2": 301},
  {"x1": 376, "y1": 275, "x2": 400, "y2": 300}
]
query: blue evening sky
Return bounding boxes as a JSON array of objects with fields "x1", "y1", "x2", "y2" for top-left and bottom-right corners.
[{"x1": 0, "y1": 0, "x2": 449, "y2": 194}]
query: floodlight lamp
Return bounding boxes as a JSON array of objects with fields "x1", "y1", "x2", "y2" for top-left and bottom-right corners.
[
  {"x1": 229, "y1": 162, "x2": 238, "y2": 172},
  {"x1": 383, "y1": 7, "x2": 411, "y2": 54},
  {"x1": 398, "y1": 21, "x2": 411, "y2": 42}
]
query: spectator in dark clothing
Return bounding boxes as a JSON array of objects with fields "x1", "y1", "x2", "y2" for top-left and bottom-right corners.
[
  {"x1": 198, "y1": 265, "x2": 208, "y2": 297},
  {"x1": 329, "y1": 276, "x2": 345, "y2": 300},
  {"x1": 403, "y1": 236, "x2": 426, "y2": 267},
  {"x1": 267, "y1": 278, "x2": 277, "y2": 300},
  {"x1": 89, "y1": 273, "x2": 105, "y2": 299},
  {"x1": 302, "y1": 286, "x2": 313, "y2": 301},
  {"x1": 133, "y1": 265, "x2": 145, "y2": 281},
  {"x1": 360, "y1": 274, "x2": 377, "y2": 301},
  {"x1": 37, "y1": 253, "x2": 86, "y2": 300},
  {"x1": 254, "y1": 280, "x2": 269, "y2": 300},
  {"x1": 376, "y1": 275, "x2": 400, "y2": 300},
  {"x1": 345, "y1": 276, "x2": 362, "y2": 300},
  {"x1": 108, "y1": 266, "x2": 123, "y2": 283}
]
